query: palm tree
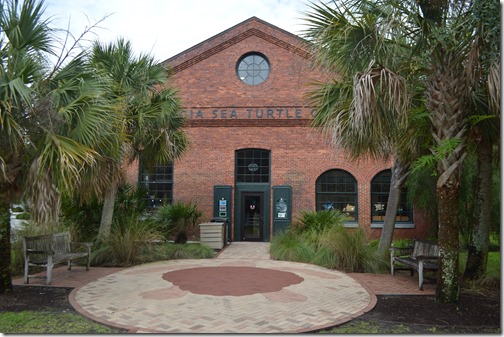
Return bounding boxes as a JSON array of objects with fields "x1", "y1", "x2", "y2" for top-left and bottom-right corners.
[
  {"x1": 0, "y1": 0, "x2": 114, "y2": 293},
  {"x1": 303, "y1": 1, "x2": 427, "y2": 257},
  {"x1": 88, "y1": 39, "x2": 189, "y2": 242},
  {"x1": 463, "y1": 0, "x2": 500, "y2": 280},
  {"x1": 303, "y1": 0, "x2": 484, "y2": 302}
]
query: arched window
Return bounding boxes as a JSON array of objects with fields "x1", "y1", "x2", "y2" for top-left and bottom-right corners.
[
  {"x1": 236, "y1": 149, "x2": 270, "y2": 183},
  {"x1": 316, "y1": 169, "x2": 357, "y2": 222},
  {"x1": 139, "y1": 163, "x2": 173, "y2": 208},
  {"x1": 371, "y1": 170, "x2": 413, "y2": 224}
]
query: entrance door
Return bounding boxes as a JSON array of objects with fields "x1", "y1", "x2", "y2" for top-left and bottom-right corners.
[{"x1": 241, "y1": 192, "x2": 264, "y2": 241}]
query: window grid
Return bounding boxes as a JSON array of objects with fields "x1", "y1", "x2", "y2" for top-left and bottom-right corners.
[
  {"x1": 139, "y1": 164, "x2": 173, "y2": 208},
  {"x1": 316, "y1": 170, "x2": 357, "y2": 222},
  {"x1": 371, "y1": 170, "x2": 413, "y2": 223},
  {"x1": 237, "y1": 54, "x2": 270, "y2": 85},
  {"x1": 236, "y1": 149, "x2": 270, "y2": 183}
]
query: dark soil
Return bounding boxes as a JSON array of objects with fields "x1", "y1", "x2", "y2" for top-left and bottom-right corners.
[
  {"x1": 0, "y1": 285, "x2": 500, "y2": 334},
  {"x1": 0, "y1": 286, "x2": 74, "y2": 313},
  {"x1": 348, "y1": 291, "x2": 501, "y2": 333}
]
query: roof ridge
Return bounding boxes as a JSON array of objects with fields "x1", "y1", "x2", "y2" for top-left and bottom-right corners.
[{"x1": 160, "y1": 16, "x2": 307, "y2": 69}]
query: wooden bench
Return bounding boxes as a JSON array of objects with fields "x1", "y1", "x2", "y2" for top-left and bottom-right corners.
[
  {"x1": 23, "y1": 232, "x2": 93, "y2": 285},
  {"x1": 390, "y1": 239, "x2": 439, "y2": 290}
]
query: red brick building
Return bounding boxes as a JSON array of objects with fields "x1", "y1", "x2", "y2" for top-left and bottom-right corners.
[{"x1": 127, "y1": 17, "x2": 434, "y2": 242}]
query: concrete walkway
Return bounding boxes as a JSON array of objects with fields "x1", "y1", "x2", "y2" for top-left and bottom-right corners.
[{"x1": 69, "y1": 242, "x2": 376, "y2": 333}]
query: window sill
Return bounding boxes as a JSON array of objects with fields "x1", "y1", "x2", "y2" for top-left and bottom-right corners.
[
  {"x1": 371, "y1": 223, "x2": 415, "y2": 229},
  {"x1": 344, "y1": 222, "x2": 359, "y2": 228}
]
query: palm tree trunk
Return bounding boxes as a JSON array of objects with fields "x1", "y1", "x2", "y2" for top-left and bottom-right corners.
[
  {"x1": 436, "y1": 182, "x2": 460, "y2": 302},
  {"x1": 426, "y1": 46, "x2": 468, "y2": 303},
  {"x1": 464, "y1": 137, "x2": 493, "y2": 279},
  {"x1": 0, "y1": 202, "x2": 13, "y2": 294},
  {"x1": 98, "y1": 182, "x2": 118, "y2": 242},
  {"x1": 27, "y1": 161, "x2": 61, "y2": 229},
  {"x1": 377, "y1": 160, "x2": 409, "y2": 255}
]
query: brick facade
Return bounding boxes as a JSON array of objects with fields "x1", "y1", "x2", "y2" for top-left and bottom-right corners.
[{"x1": 126, "y1": 17, "x2": 434, "y2": 241}]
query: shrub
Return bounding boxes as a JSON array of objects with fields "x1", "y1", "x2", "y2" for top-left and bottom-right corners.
[
  {"x1": 91, "y1": 217, "x2": 163, "y2": 266},
  {"x1": 292, "y1": 209, "x2": 347, "y2": 248},
  {"x1": 391, "y1": 238, "x2": 414, "y2": 249},
  {"x1": 60, "y1": 194, "x2": 102, "y2": 242},
  {"x1": 114, "y1": 184, "x2": 148, "y2": 223},
  {"x1": 117, "y1": 241, "x2": 216, "y2": 263},
  {"x1": 160, "y1": 243, "x2": 215, "y2": 259},
  {"x1": 153, "y1": 202, "x2": 203, "y2": 243},
  {"x1": 270, "y1": 210, "x2": 388, "y2": 273},
  {"x1": 320, "y1": 226, "x2": 387, "y2": 273},
  {"x1": 293, "y1": 209, "x2": 347, "y2": 234},
  {"x1": 270, "y1": 229, "x2": 315, "y2": 263},
  {"x1": 60, "y1": 183, "x2": 148, "y2": 243},
  {"x1": 489, "y1": 233, "x2": 499, "y2": 251},
  {"x1": 311, "y1": 245, "x2": 340, "y2": 269}
]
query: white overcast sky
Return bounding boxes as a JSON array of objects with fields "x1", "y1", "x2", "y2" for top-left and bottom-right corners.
[{"x1": 43, "y1": 0, "x2": 314, "y2": 63}]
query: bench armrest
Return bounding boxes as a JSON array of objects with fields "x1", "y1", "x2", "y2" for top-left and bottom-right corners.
[{"x1": 26, "y1": 249, "x2": 55, "y2": 255}]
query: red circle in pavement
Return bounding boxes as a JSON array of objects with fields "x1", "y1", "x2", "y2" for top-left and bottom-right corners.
[{"x1": 162, "y1": 266, "x2": 304, "y2": 296}]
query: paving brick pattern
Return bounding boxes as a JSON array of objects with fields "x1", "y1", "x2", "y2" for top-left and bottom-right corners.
[{"x1": 69, "y1": 242, "x2": 377, "y2": 333}]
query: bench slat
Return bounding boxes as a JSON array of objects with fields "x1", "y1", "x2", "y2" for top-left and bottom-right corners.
[
  {"x1": 390, "y1": 239, "x2": 439, "y2": 290},
  {"x1": 23, "y1": 232, "x2": 92, "y2": 285}
]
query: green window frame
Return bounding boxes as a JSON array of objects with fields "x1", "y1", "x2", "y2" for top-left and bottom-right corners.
[
  {"x1": 371, "y1": 169, "x2": 413, "y2": 224},
  {"x1": 316, "y1": 169, "x2": 357, "y2": 222},
  {"x1": 236, "y1": 149, "x2": 271, "y2": 183},
  {"x1": 139, "y1": 163, "x2": 173, "y2": 208}
]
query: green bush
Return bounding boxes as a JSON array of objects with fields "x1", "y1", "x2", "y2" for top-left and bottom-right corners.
[
  {"x1": 91, "y1": 217, "x2": 163, "y2": 266},
  {"x1": 391, "y1": 238, "x2": 414, "y2": 249},
  {"x1": 60, "y1": 183, "x2": 149, "y2": 242},
  {"x1": 271, "y1": 210, "x2": 387, "y2": 273},
  {"x1": 311, "y1": 245, "x2": 340, "y2": 269},
  {"x1": 114, "y1": 184, "x2": 148, "y2": 223},
  {"x1": 60, "y1": 194, "x2": 103, "y2": 242},
  {"x1": 293, "y1": 209, "x2": 347, "y2": 234},
  {"x1": 153, "y1": 201, "x2": 203, "y2": 243},
  {"x1": 270, "y1": 229, "x2": 315, "y2": 263},
  {"x1": 489, "y1": 233, "x2": 499, "y2": 251},
  {"x1": 292, "y1": 209, "x2": 348, "y2": 249},
  {"x1": 320, "y1": 226, "x2": 387, "y2": 273},
  {"x1": 158, "y1": 243, "x2": 215, "y2": 259}
]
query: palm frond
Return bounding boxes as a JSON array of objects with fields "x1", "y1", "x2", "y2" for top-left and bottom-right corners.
[
  {"x1": 76, "y1": 157, "x2": 124, "y2": 203},
  {"x1": 37, "y1": 133, "x2": 98, "y2": 191},
  {"x1": 1, "y1": 0, "x2": 54, "y2": 55},
  {"x1": 351, "y1": 63, "x2": 409, "y2": 131},
  {"x1": 487, "y1": 62, "x2": 500, "y2": 114}
]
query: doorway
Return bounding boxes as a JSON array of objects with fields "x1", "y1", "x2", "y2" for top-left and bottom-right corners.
[{"x1": 241, "y1": 192, "x2": 264, "y2": 241}]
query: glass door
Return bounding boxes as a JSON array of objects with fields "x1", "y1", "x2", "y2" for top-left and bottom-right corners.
[{"x1": 241, "y1": 192, "x2": 264, "y2": 241}]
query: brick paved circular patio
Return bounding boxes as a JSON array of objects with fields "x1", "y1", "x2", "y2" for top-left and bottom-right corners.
[{"x1": 69, "y1": 258, "x2": 376, "y2": 333}]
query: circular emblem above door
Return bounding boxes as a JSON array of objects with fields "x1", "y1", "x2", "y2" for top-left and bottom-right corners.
[
  {"x1": 237, "y1": 53, "x2": 270, "y2": 85},
  {"x1": 247, "y1": 163, "x2": 259, "y2": 172}
]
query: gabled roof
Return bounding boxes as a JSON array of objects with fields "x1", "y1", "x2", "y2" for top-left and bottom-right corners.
[{"x1": 161, "y1": 16, "x2": 310, "y2": 74}]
